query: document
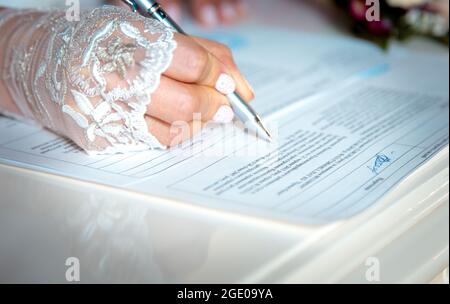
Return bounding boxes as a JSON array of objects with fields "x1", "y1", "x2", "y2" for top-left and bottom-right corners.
[{"x1": 0, "y1": 27, "x2": 448, "y2": 224}]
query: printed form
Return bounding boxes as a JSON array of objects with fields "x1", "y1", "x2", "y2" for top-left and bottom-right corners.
[{"x1": 0, "y1": 27, "x2": 448, "y2": 224}]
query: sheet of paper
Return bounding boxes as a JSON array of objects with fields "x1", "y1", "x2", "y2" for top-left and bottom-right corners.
[
  {"x1": 0, "y1": 27, "x2": 448, "y2": 224},
  {"x1": 194, "y1": 26, "x2": 388, "y2": 116}
]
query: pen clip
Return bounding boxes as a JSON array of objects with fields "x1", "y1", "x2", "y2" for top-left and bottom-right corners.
[{"x1": 122, "y1": 0, "x2": 138, "y2": 13}]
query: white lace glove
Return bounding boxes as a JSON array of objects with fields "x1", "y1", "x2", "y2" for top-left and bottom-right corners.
[{"x1": 0, "y1": 6, "x2": 177, "y2": 154}]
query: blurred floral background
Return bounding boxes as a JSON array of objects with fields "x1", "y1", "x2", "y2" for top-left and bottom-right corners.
[
  {"x1": 1, "y1": 0, "x2": 448, "y2": 49},
  {"x1": 335, "y1": 0, "x2": 449, "y2": 48}
]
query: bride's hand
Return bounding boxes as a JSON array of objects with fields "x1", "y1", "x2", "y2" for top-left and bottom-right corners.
[
  {"x1": 0, "y1": 6, "x2": 253, "y2": 153},
  {"x1": 146, "y1": 34, "x2": 254, "y2": 147}
]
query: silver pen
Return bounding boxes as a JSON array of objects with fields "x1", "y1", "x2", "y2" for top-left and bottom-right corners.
[{"x1": 121, "y1": 0, "x2": 273, "y2": 141}]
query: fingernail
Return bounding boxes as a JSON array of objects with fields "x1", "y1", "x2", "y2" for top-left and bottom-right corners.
[
  {"x1": 216, "y1": 74, "x2": 236, "y2": 95},
  {"x1": 165, "y1": 4, "x2": 181, "y2": 23},
  {"x1": 213, "y1": 105, "x2": 235, "y2": 124},
  {"x1": 243, "y1": 77, "x2": 255, "y2": 95},
  {"x1": 221, "y1": 2, "x2": 237, "y2": 21},
  {"x1": 201, "y1": 4, "x2": 218, "y2": 27}
]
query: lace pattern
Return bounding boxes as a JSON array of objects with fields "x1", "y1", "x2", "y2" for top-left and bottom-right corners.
[{"x1": 0, "y1": 6, "x2": 177, "y2": 153}]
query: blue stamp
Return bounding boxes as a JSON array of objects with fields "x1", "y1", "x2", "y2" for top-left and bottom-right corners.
[
  {"x1": 198, "y1": 32, "x2": 248, "y2": 50},
  {"x1": 359, "y1": 63, "x2": 390, "y2": 78}
]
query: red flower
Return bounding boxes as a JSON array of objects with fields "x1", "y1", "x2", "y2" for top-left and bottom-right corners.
[
  {"x1": 366, "y1": 18, "x2": 393, "y2": 35},
  {"x1": 349, "y1": 0, "x2": 368, "y2": 21}
]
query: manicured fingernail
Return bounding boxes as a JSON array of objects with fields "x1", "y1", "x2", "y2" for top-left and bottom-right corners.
[
  {"x1": 213, "y1": 105, "x2": 235, "y2": 124},
  {"x1": 243, "y1": 77, "x2": 255, "y2": 95},
  {"x1": 215, "y1": 74, "x2": 236, "y2": 95},
  {"x1": 165, "y1": 4, "x2": 181, "y2": 23},
  {"x1": 201, "y1": 4, "x2": 218, "y2": 27},
  {"x1": 221, "y1": 2, "x2": 237, "y2": 21}
]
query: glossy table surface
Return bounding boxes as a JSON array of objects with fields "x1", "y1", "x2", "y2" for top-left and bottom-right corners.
[{"x1": 0, "y1": 0, "x2": 448, "y2": 283}]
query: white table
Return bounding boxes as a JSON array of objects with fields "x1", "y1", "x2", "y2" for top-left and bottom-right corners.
[{"x1": 0, "y1": 0, "x2": 448, "y2": 283}]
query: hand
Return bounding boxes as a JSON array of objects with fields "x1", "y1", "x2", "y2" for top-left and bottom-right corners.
[
  {"x1": 110, "y1": 0, "x2": 246, "y2": 27},
  {"x1": 0, "y1": 6, "x2": 253, "y2": 153},
  {"x1": 148, "y1": 34, "x2": 254, "y2": 147}
]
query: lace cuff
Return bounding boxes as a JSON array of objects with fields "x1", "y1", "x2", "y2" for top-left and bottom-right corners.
[{"x1": 0, "y1": 6, "x2": 177, "y2": 153}]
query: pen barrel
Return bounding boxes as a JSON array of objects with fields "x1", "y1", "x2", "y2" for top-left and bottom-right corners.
[
  {"x1": 227, "y1": 92, "x2": 262, "y2": 133},
  {"x1": 133, "y1": 0, "x2": 186, "y2": 34},
  {"x1": 150, "y1": 8, "x2": 186, "y2": 34},
  {"x1": 129, "y1": 0, "x2": 270, "y2": 139}
]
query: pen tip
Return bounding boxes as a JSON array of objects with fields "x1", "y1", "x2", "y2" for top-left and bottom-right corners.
[
  {"x1": 257, "y1": 120, "x2": 273, "y2": 142},
  {"x1": 264, "y1": 130, "x2": 273, "y2": 142}
]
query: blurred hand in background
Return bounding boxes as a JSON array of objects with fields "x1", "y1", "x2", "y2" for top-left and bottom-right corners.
[{"x1": 110, "y1": 0, "x2": 247, "y2": 27}]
